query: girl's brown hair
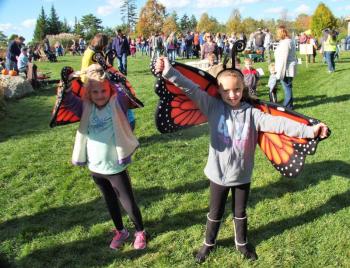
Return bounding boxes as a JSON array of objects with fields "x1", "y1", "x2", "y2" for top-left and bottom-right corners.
[{"x1": 90, "y1": 33, "x2": 109, "y2": 51}]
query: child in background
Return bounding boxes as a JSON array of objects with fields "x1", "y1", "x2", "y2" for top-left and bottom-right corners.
[
  {"x1": 155, "y1": 57, "x2": 328, "y2": 263},
  {"x1": 17, "y1": 47, "x2": 29, "y2": 74},
  {"x1": 242, "y1": 58, "x2": 259, "y2": 96},
  {"x1": 268, "y1": 63, "x2": 278, "y2": 103},
  {"x1": 130, "y1": 39, "x2": 137, "y2": 57},
  {"x1": 62, "y1": 64, "x2": 148, "y2": 250},
  {"x1": 207, "y1": 52, "x2": 217, "y2": 67}
]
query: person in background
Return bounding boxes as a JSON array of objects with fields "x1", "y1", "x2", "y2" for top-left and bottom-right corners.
[
  {"x1": 323, "y1": 29, "x2": 338, "y2": 73},
  {"x1": 81, "y1": 33, "x2": 109, "y2": 83},
  {"x1": 112, "y1": 29, "x2": 130, "y2": 75},
  {"x1": 267, "y1": 63, "x2": 278, "y2": 103},
  {"x1": 166, "y1": 32, "x2": 177, "y2": 63},
  {"x1": 185, "y1": 31, "x2": 193, "y2": 59},
  {"x1": 17, "y1": 46, "x2": 29, "y2": 74},
  {"x1": 274, "y1": 25, "x2": 297, "y2": 109},
  {"x1": 253, "y1": 28, "x2": 265, "y2": 61},
  {"x1": 263, "y1": 29, "x2": 272, "y2": 63},
  {"x1": 242, "y1": 58, "x2": 259, "y2": 96},
  {"x1": 201, "y1": 33, "x2": 217, "y2": 60},
  {"x1": 5, "y1": 36, "x2": 25, "y2": 71}
]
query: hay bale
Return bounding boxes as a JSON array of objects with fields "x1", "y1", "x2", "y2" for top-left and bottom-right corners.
[{"x1": 0, "y1": 74, "x2": 34, "y2": 99}]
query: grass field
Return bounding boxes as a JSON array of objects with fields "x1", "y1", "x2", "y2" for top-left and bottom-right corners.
[{"x1": 0, "y1": 53, "x2": 349, "y2": 268}]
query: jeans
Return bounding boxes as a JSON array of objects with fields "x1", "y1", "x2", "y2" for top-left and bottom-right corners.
[
  {"x1": 116, "y1": 53, "x2": 127, "y2": 75},
  {"x1": 280, "y1": 76, "x2": 293, "y2": 109},
  {"x1": 325, "y1": 51, "x2": 335, "y2": 72},
  {"x1": 5, "y1": 59, "x2": 18, "y2": 71},
  {"x1": 167, "y1": 49, "x2": 176, "y2": 62}
]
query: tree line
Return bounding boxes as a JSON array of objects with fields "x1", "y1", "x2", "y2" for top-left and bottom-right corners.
[{"x1": 28, "y1": 1, "x2": 349, "y2": 43}]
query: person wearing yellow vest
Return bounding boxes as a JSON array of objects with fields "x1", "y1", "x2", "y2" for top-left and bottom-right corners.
[
  {"x1": 323, "y1": 30, "x2": 337, "y2": 73},
  {"x1": 81, "y1": 33, "x2": 109, "y2": 83}
]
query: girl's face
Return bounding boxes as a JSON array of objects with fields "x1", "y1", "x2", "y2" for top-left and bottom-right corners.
[
  {"x1": 218, "y1": 76, "x2": 244, "y2": 109},
  {"x1": 90, "y1": 81, "x2": 111, "y2": 108}
]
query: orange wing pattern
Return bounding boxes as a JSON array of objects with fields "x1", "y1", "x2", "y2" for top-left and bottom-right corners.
[
  {"x1": 255, "y1": 101, "x2": 322, "y2": 177},
  {"x1": 50, "y1": 67, "x2": 85, "y2": 127},
  {"x1": 152, "y1": 61, "x2": 219, "y2": 133},
  {"x1": 151, "y1": 60, "x2": 329, "y2": 177}
]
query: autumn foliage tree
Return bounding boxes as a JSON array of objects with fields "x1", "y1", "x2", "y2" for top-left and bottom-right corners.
[
  {"x1": 294, "y1": 14, "x2": 311, "y2": 33},
  {"x1": 226, "y1": 9, "x2": 243, "y2": 34},
  {"x1": 136, "y1": 0, "x2": 166, "y2": 37},
  {"x1": 311, "y1": 2, "x2": 337, "y2": 38},
  {"x1": 162, "y1": 16, "x2": 178, "y2": 36},
  {"x1": 196, "y1": 13, "x2": 221, "y2": 33}
]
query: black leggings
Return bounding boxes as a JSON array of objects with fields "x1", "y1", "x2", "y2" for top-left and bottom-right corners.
[
  {"x1": 208, "y1": 181, "x2": 250, "y2": 220},
  {"x1": 91, "y1": 170, "x2": 144, "y2": 231}
]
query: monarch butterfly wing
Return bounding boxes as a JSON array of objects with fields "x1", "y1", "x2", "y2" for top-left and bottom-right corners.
[
  {"x1": 255, "y1": 100, "x2": 330, "y2": 177},
  {"x1": 153, "y1": 61, "x2": 219, "y2": 133},
  {"x1": 95, "y1": 52, "x2": 144, "y2": 108},
  {"x1": 49, "y1": 67, "x2": 85, "y2": 128}
]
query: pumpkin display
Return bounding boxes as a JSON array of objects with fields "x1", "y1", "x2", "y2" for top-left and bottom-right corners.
[
  {"x1": 1, "y1": 69, "x2": 8, "y2": 75},
  {"x1": 9, "y1": 70, "x2": 17, "y2": 76}
]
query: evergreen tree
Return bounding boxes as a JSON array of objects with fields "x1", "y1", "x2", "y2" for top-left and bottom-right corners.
[
  {"x1": 311, "y1": 2, "x2": 337, "y2": 38},
  {"x1": 48, "y1": 5, "x2": 61, "y2": 35},
  {"x1": 80, "y1": 14, "x2": 103, "y2": 41},
  {"x1": 189, "y1": 15, "x2": 197, "y2": 31},
  {"x1": 121, "y1": 0, "x2": 138, "y2": 34},
  {"x1": 61, "y1": 18, "x2": 71, "y2": 33},
  {"x1": 33, "y1": 6, "x2": 48, "y2": 41},
  {"x1": 180, "y1": 14, "x2": 190, "y2": 32},
  {"x1": 73, "y1": 17, "x2": 84, "y2": 37},
  {"x1": 0, "y1": 31, "x2": 7, "y2": 47}
]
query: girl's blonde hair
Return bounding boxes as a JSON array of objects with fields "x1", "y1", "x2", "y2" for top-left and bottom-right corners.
[
  {"x1": 82, "y1": 64, "x2": 113, "y2": 100},
  {"x1": 216, "y1": 69, "x2": 256, "y2": 103}
]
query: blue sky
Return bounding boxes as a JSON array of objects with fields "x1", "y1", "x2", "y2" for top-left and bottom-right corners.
[{"x1": 0, "y1": 0, "x2": 349, "y2": 41}]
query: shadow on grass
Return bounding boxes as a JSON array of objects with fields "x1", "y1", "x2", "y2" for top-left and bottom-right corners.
[
  {"x1": 249, "y1": 160, "x2": 350, "y2": 209},
  {"x1": 0, "y1": 86, "x2": 58, "y2": 143},
  {"x1": 293, "y1": 93, "x2": 350, "y2": 109},
  {"x1": 0, "y1": 179, "x2": 209, "y2": 266},
  {"x1": 16, "y1": 234, "x2": 157, "y2": 267},
  {"x1": 218, "y1": 160, "x2": 350, "y2": 247}
]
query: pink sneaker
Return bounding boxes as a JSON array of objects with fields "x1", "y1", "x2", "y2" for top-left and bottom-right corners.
[
  {"x1": 110, "y1": 228, "x2": 129, "y2": 249},
  {"x1": 133, "y1": 230, "x2": 148, "y2": 250}
]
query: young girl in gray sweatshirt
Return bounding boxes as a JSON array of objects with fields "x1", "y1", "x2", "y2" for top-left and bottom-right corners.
[{"x1": 155, "y1": 57, "x2": 328, "y2": 263}]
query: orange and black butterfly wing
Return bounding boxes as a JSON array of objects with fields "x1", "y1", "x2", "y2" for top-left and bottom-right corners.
[
  {"x1": 151, "y1": 60, "x2": 219, "y2": 133},
  {"x1": 255, "y1": 100, "x2": 330, "y2": 177},
  {"x1": 49, "y1": 66, "x2": 85, "y2": 128}
]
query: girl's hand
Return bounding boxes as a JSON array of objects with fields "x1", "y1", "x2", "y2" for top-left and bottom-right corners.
[
  {"x1": 155, "y1": 56, "x2": 171, "y2": 75},
  {"x1": 313, "y1": 123, "x2": 329, "y2": 139}
]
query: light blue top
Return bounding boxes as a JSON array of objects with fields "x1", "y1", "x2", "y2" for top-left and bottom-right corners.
[
  {"x1": 87, "y1": 103, "x2": 127, "y2": 175},
  {"x1": 17, "y1": 53, "x2": 28, "y2": 71}
]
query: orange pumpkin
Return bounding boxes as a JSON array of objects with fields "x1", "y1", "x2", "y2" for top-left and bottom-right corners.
[
  {"x1": 1, "y1": 69, "x2": 8, "y2": 75},
  {"x1": 9, "y1": 70, "x2": 17, "y2": 76}
]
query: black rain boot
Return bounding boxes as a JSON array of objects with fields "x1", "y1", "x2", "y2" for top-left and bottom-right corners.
[
  {"x1": 195, "y1": 213, "x2": 222, "y2": 263},
  {"x1": 233, "y1": 216, "x2": 258, "y2": 261}
]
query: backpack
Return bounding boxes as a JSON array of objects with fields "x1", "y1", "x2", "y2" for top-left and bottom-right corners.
[{"x1": 156, "y1": 36, "x2": 163, "y2": 49}]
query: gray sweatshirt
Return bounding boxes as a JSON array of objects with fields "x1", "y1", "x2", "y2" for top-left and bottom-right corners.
[{"x1": 163, "y1": 66, "x2": 315, "y2": 187}]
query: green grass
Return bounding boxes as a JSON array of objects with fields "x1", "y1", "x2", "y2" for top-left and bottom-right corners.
[{"x1": 1, "y1": 53, "x2": 350, "y2": 268}]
